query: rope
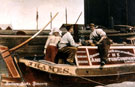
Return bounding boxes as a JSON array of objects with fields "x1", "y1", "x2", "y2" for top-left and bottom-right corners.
[
  {"x1": 70, "y1": 72, "x2": 105, "y2": 86},
  {"x1": 75, "y1": 75, "x2": 105, "y2": 86}
]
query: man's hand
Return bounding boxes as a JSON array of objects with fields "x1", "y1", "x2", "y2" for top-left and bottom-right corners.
[
  {"x1": 86, "y1": 40, "x2": 95, "y2": 46},
  {"x1": 77, "y1": 42, "x2": 82, "y2": 46},
  {"x1": 96, "y1": 42, "x2": 100, "y2": 45},
  {"x1": 44, "y1": 49, "x2": 46, "y2": 54}
]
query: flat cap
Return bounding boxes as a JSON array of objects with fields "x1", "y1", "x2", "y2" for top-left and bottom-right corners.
[{"x1": 89, "y1": 23, "x2": 95, "y2": 26}]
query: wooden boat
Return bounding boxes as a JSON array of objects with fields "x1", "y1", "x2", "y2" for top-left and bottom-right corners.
[
  {"x1": 17, "y1": 45, "x2": 135, "y2": 85},
  {"x1": 1, "y1": 44, "x2": 135, "y2": 86}
]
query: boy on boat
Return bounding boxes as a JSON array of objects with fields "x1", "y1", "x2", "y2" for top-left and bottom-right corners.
[
  {"x1": 55, "y1": 25, "x2": 81, "y2": 65},
  {"x1": 44, "y1": 28, "x2": 61, "y2": 62},
  {"x1": 88, "y1": 23, "x2": 112, "y2": 68}
]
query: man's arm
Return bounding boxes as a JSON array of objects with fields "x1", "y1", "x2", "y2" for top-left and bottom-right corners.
[
  {"x1": 68, "y1": 34, "x2": 80, "y2": 47},
  {"x1": 96, "y1": 29, "x2": 106, "y2": 44},
  {"x1": 96, "y1": 35, "x2": 106, "y2": 44}
]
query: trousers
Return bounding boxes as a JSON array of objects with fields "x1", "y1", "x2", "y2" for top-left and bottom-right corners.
[
  {"x1": 55, "y1": 47, "x2": 77, "y2": 64},
  {"x1": 97, "y1": 38, "x2": 111, "y2": 62}
]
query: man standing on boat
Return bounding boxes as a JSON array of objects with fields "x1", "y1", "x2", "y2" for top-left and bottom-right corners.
[
  {"x1": 89, "y1": 23, "x2": 111, "y2": 67},
  {"x1": 56, "y1": 25, "x2": 81, "y2": 65}
]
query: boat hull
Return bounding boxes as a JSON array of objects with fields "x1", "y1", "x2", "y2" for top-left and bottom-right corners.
[
  {"x1": 18, "y1": 62, "x2": 135, "y2": 86},
  {"x1": 2, "y1": 45, "x2": 135, "y2": 87}
]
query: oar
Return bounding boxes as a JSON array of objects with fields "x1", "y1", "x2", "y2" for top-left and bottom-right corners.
[{"x1": 9, "y1": 12, "x2": 59, "y2": 52}]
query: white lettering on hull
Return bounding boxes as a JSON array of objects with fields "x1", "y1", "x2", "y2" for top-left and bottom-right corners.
[{"x1": 91, "y1": 57, "x2": 135, "y2": 62}]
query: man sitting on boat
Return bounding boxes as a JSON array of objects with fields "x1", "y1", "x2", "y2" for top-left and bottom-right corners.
[
  {"x1": 44, "y1": 28, "x2": 61, "y2": 62},
  {"x1": 89, "y1": 23, "x2": 112, "y2": 67},
  {"x1": 55, "y1": 25, "x2": 81, "y2": 65}
]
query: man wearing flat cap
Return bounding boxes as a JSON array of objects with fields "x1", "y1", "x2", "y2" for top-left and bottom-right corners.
[{"x1": 89, "y1": 23, "x2": 112, "y2": 68}]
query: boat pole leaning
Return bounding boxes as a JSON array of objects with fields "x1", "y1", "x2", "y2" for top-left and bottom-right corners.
[{"x1": 9, "y1": 12, "x2": 59, "y2": 52}]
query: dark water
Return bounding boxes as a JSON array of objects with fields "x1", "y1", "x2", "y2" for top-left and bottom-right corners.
[
  {"x1": 1, "y1": 57, "x2": 135, "y2": 87},
  {"x1": 45, "y1": 81, "x2": 135, "y2": 87}
]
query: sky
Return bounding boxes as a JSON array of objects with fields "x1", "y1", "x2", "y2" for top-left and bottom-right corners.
[{"x1": 0, "y1": 0, "x2": 84, "y2": 30}]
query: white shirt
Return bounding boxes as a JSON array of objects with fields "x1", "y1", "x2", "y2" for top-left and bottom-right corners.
[
  {"x1": 44, "y1": 35, "x2": 61, "y2": 49},
  {"x1": 59, "y1": 32, "x2": 79, "y2": 49},
  {"x1": 90, "y1": 29, "x2": 106, "y2": 40}
]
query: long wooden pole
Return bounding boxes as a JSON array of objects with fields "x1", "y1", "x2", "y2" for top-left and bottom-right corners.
[
  {"x1": 73, "y1": 12, "x2": 82, "y2": 42},
  {"x1": 36, "y1": 8, "x2": 39, "y2": 30},
  {"x1": 75, "y1": 12, "x2": 82, "y2": 24},
  {"x1": 65, "y1": 8, "x2": 67, "y2": 25},
  {"x1": 9, "y1": 12, "x2": 59, "y2": 52},
  {"x1": 50, "y1": 12, "x2": 52, "y2": 29}
]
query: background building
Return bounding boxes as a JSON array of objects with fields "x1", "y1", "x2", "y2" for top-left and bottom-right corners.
[{"x1": 84, "y1": 0, "x2": 135, "y2": 28}]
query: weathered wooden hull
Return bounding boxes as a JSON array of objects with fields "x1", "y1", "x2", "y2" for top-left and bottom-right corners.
[
  {"x1": 17, "y1": 61, "x2": 135, "y2": 86},
  {"x1": 2, "y1": 45, "x2": 135, "y2": 87},
  {"x1": 2, "y1": 66, "x2": 135, "y2": 87},
  {"x1": 16, "y1": 45, "x2": 135, "y2": 86}
]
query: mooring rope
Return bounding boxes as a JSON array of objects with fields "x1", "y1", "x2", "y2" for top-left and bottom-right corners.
[{"x1": 71, "y1": 74, "x2": 105, "y2": 86}]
